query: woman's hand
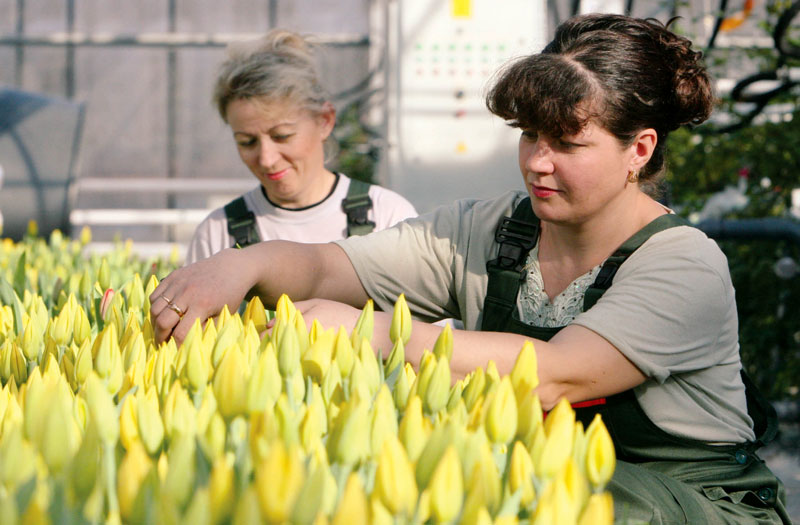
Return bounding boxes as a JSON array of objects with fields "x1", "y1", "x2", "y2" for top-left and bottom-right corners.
[{"x1": 150, "y1": 248, "x2": 255, "y2": 344}]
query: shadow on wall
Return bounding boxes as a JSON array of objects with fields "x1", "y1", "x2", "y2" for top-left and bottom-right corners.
[{"x1": 0, "y1": 88, "x2": 85, "y2": 240}]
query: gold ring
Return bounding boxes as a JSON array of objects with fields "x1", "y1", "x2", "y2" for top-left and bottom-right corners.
[
  {"x1": 159, "y1": 295, "x2": 173, "y2": 304},
  {"x1": 166, "y1": 302, "x2": 185, "y2": 317}
]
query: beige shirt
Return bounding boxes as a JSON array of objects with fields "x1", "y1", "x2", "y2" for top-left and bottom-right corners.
[
  {"x1": 336, "y1": 190, "x2": 755, "y2": 443},
  {"x1": 185, "y1": 173, "x2": 417, "y2": 264}
]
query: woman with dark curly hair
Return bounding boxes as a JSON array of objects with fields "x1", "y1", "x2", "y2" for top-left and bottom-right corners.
[{"x1": 152, "y1": 14, "x2": 790, "y2": 523}]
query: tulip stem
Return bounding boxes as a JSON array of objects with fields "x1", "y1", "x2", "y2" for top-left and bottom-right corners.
[{"x1": 103, "y1": 441, "x2": 120, "y2": 516}]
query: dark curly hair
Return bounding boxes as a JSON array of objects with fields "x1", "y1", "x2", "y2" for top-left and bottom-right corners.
[{"x1": 486, "y1": 14, "x2": 714, "y2": 195}]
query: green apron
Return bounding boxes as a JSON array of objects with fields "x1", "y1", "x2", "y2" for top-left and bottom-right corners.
[{"x1": 481, "y1": 198, "x2": 791, "y2": 524}]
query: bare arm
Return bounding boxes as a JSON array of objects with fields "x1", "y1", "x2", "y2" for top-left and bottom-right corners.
[
  {"x1": 297, "y1": 299, "x2": 647, "y2": 411},
  {"x1": 150, "y1": 241, "x2": 367, "y2": 343}
]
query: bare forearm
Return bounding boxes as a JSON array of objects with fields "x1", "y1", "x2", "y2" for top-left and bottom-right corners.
[{"x1": 245, "y1": 241, "x2": 369, "y2": 309}]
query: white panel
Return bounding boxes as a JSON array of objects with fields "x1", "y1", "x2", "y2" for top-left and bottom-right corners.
[{"x1": 388, "y1": 0, "x2": 547, "y2": 213}]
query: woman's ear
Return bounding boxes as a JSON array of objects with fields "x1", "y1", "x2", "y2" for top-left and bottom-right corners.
[
  {"x1": 317, "y1": 102, "x2": 337, "y2": 140},
  {"x1": 629, "y1": 128, "x2": 657, "y2": 172}
]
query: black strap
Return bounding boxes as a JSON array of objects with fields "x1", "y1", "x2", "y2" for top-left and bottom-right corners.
[
  {"x1": 741, "y1": 369, "x2": 779, "y2": 448},
  {"x1": 342, "y1": 179, "x2": 375, "y2": 237},
  {"x1": 224, "y1": 196, "x2": 261, "y2": 248},
  {"x1": 583, "y1": 214, "x2": 689, "y2": 310},
  {"x1": 481, "y1": 197, "x2": 539, "y2": 331}
]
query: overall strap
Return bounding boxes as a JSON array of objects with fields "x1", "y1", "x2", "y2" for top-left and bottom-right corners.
[
  {"x1": 583, "y1": 214, "x2": 689, "y2": 310},
  {"x1": 342, "y1": 179, "x2": 375, "y2": 237},
  {"x1": 224, "y1": 196, "x2": 261, "y2": 248},
  {"x1": 481, "y1": 197, "x2": 539, "y2": 331}
]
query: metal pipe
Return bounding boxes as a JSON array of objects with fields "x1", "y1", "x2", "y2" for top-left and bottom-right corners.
[
  {"x1": 696, "y1": 218, "x2": 800, "y2": 245},
  {"x1": 0, "y1": 33, "x2": 369, "y2": 48}
]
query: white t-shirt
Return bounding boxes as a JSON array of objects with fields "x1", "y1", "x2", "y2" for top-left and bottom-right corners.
[
  {"x1": 185, "y1": 173, "x2": 417, "y2": 264},
  {"x1": 336, "y1": 190, "x2": 755, "y2": 444}
]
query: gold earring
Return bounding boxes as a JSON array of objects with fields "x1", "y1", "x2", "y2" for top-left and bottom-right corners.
[{"x1": 627, "y1": 170, "x2": 639, "y2": 183}]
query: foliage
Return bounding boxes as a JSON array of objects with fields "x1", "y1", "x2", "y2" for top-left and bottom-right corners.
[{"x1": 665, "y1": 106, "x2": 800, "y2": 400}]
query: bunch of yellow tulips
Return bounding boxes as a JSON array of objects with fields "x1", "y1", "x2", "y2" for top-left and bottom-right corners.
[{"x1": 0, "y1": 228, "x2": 616, "y2": 524}]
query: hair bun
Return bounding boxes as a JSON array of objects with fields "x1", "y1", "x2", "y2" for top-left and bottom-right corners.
[{"x1": 660, "y1": 28, "x2": 714, "y2": 128}]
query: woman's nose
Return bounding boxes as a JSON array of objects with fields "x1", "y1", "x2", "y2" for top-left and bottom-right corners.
[
  {"x1": 257, "y1": 141, "x2": 280, "y2": 168},
  {"x1": 525, "y1": 141, "x2": 554, "y2": 173}
]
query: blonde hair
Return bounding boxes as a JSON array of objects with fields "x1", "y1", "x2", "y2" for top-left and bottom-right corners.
[{"x1": 213, "y1": 29, "x2": 330, "y2": 122}]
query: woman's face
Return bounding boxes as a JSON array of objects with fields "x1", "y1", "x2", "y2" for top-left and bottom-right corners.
[
  {"x1": 518, "y1": 121, "x2": 644, "y2": 226},
  {"x1": 226, "y1": 97, "x2": 336, "y2": 208}
]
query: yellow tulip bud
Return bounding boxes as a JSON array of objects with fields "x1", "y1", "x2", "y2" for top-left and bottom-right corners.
[
  {"x1": 255, "y1": 441, "x2": 305, "y2": 523},
  {"x1": 277, "y1": 319, "x2": 301, "y2": 378},
  {"x1": 465, "y1": 439, "x2": 501, "y2": 514},
  {"x1": 117, "y1": 442, "x2": 152, "y2": 521},
  {"x1": 97, "y1": 258, "x2": 111, "y2": 291},
  {"x1": 432, "y1": 322, "x2": 454, "y2": 362},
  {"x1": 201, "y1": 412, "x2": 227, "y2": 463},
  {"x1": 461, "y1": 367, "x2": 486, "y2": 412},
  {"x1": 128, "y1": 273, "x2": 146, "y2": 311},
  {"x1": 208, "y1": 455, "x2": 235, "y2": 524},
  {"x1": 137, "y1": 387, "x2": 165, "y2": 456},
  {"x1": 398, "y1": 395, "x2": 429, "y2": 463},
  {"x1": 242, "y1": 295, "x2": 268, "y2": 333},
  {"x1": 213, "y1": 343, "x2": 248, "y2": 421},
  {"x1": 510, "y1": 340, "x2": 538, "y2": 402},
  {"x1": 585, "y1": 414, "x2": 616, "y2": 491},
  {"x1": 163, "y1": 433, "x2": 196, "y2": 508},
  {"x1": 332, "y1": 325, "x2": 355, "y2": 378},
  {"x1": 392, "y1": 357, "x2": 411, "y2": 411},
  {"x1": 352, "y1": 298, "x2": 374, "y2": 343},
  {"x1": 163, "y1": 381, "x2": 196, "y2": 440},
  {"x1": 389, "y1": 293, "x2": 412, "y2": 345},
  {"x1": 85, "y1": 372, "x2": 119, "y2": 443},
  {"x1": 383, "y1": 337, "x2": 405, "y2": 379},
  {"x1": 562, "y1": 457, "x2": 590, "y2": 511},
  {"x1": 424, "y1": 354, "x2": 451, "y2": 415},
  {"x1": 429, "y1": 446, "x2": 463, "y2": 523},
  {"x1": 331, "y1": 473, "x2": 368, "y2": 525},
  {"x1": 483, "y1": 376, "x2": 517, "y2": 445},
  {"x1": 231, "y1": 486, "x2": 262, "y2": 525},
  {"x1": 275, "y1": 393, "x2": 300, "y2": 447},
  {"x1": 358, "y1": 338, "x2": 381, "y2": 397},
  {"x1": 275, "y1": 293, "x2": 296, "y2": 322},
  {"x1": 508, "y1": 441, "x2": 536, "y2": 507},
  {"x1": 516, "y1": 389, "x2": 543, "y2": 446},
  {"x1": 36, "y1": 382, "x2": 79, "y2": 474},
  {"x1": 246, "y1": 345, "x2": 282, "y2": 414},
  {"x1": 537, "y1": 397, "x2": 575, "y2": 480},
  {"x1": 572, "y1": 420, "x2": 587, "y2": 477},
  {"x1": 291, "y1": 456, "x2": 334, "y2": 524},
  {"x1": 302, "y1": 329, "x2": 334, "y2": 383},
  {"x1": 578, "y1": 492, "x2": 614, "y2": 525},
  {"x1": 0, "y1": 423, "x2": 36, "y2": 489},
  {"x1": 119, "y1": 393, "x2": 139, "y2": 450},
  {"x1": 92, "y1": 323, "x2": 119, "y2": 379},
  {"x1": 327, "y1": 393, "x2": 370, "y2": 466},
  {"x1": 20, "y1": 317, "x2": 42, "y2": 361},
  {"x1": 416, "y1": 420, "x2": 460, "y2": 491},
  {"x1": 534, "y1": 472, "x2": 576, "y2": 525},
  {"x1": 72, "y1": 305, "x2": 91, "y2": 347},
  {"x1": 211, "y1": 315, "x2": 242, "y2": 368},
  {"x1": 369, "y1": 385, "x2": 398, "y2": 458},
  {"x1": 374, "y1": 435, "x2": 419, "y2": 517},
  {"x1": 320, "y1": 361, "x2": 343, "y2": 408},
  {"x1": 458, "y1": 429, "x2": 489, "y2": 484},
  {"x1": 460, "y1": 499, "x2": 493, "y2": 525}
]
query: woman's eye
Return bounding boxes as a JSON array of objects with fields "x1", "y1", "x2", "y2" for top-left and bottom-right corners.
[
  {"x1": 521, "y1": 130, "x2": 538, "y2": 140},
  {"x1": 237, "y1": 139, "x2": 256, "y2": 148},
  {"x1": 272, "y1": 133, "x2": 294, "y2": 142}
]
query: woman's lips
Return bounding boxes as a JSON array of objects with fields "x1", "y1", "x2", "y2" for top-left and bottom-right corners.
[
  {"x1": 532, "y1": 184, "x2": 559, "y2": 198},
  {"x1": 266, "y1": 168, "x2": 289, "y2": 181}
]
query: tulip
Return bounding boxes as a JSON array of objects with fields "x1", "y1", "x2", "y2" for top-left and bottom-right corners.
[
  {"x1": 119, "y1": 393, "x2": 139, "y2": 450},
  {"x1": 256, "y1": 441, "x2": 305, "y2": 523},
  {"x1": 277, "y1": 319, "x2": 301, "y2": 378},
  {"x1": 424, "y1": 355, "x2": 451, "y2": 415},
  {"x1": 137, "y1": 387, "x2": 165, "y2": 456},
  {"x1": 275, "y1": 393, "x2": 300, "y2": 446},
  {"x1": 73, "y1": 338, "x2": 93, "y2": 386},
  {"x1": 72, "y1": 304, "x2": 92, "y2": 346},
  {"x1": 211, "y1": 315, "x2": 242, "y2": 368},
  {"x1": 464, "y1": 438, "x2": 501, "y2": 515},
  {"x1": 117, "y1": 442, "x2": 152, "y2": 521},
  {"x1": 392, "y1": 358, "x2": 411, "y2": 411},
  {"x1": 128, "y1": 273, "x2": 146, "y2": 311},
  {"x1": 416, "y1": 420, "x2": 459, "y2": 491},
  {"x1": 163, "y1": 432, "x2": 196, "y2": 508},
  {"x1": 483, "y1": 376, "x2": 517, "y2": 445},
  {"x1": 562, "y1": 457, "x2": 590, "y2": 510},
  {"x1": 516, "y1": 389, "x2": 543, "y2": 446},
  {"x1": 358, "y1": 338, "x2": 381, "y2": 397},
  {"x1": 374, "y1": 435, "x2": 419, "y2": 518},
  {"x1": 232, "y1": 486, "x2": 262, "y2": 525},
  {"x1": 242, "y1": 295, "x2": 268, "y2": 333},
  {"x1": 399, "y1": 395, "x2": 429, "y2": 463},
  {"x1": 510, "y1": 341, "x2": 538, "y2": 402},
  {"x1": 352, "y1": 298, "x2": 374, "y2": 344},
  {"x1": 162, "y1": 381, "x2": 196, "y2": 440},
  {"x1": 85, "y1": 371, "x2": 119, "y2": 444},
  {"x1": 246, "y1": 344, "x2": 282, "y2": 413},
  {"x1": 20, "y1": 316, "x2": 41, "y2": 361},
  {"x1": 537, "y1": 397, "x2": 575, "y2": 480},
  {"x1": 326, "y1": 392, "x2": 369, "y2": 466},
  {"x1": 461, "y1": 367, "x2": 485, "y2": 412},
  {"x1": 331, "y1": 473, "x2": 369, "y2": 525},
  {"x1": 291, "y1": 456, "x2": 332, "y2": 524},
  {"x1": 302, "y1": 329, "x2": 334, "y2": 383},
  {"x1": 370, "y1": 385, "x2": 398, "y2": 459},
  {"x1": 508, "y1": 441, "x2": 536, "y2": 507},
  {"x1": 275, "y1": 293, "x2": 297, "y2": 322},
  {"x1": 384, "y1": 337, "x2": 405, "y2": 378},
  {"x1": 432, "y1": 322, "x2": 453, "y2": 362},
  {"x1": 332, "y1": 326, "x2": 355, "y2": 378},
  {"x1": 208, "y1": 455, "x2": 235, "y2": 524},
  {"x1": 213, "y1": 343, "x2": 248, "y2": 421},
  {"x1": 428, "y1": 446, "x2": 463, "y2": 523},
  {"x1": 321, "y1": 361, "x2": 343, "y2": 408},
  {"x1": 98, "y1": 259, "x2": 111, "y2": 291},
  {"x1": 0, "y1": 423, "x2": 36, "y2": 489},
  {"x1": 585, "y1": 414, "x2": 616, "y2": 491},
  {"x1": 389, "y1": 293, "x2": 412, "y2": 345},
  {"x1": 578, "y1": 492, "x2": 614, "y2": 525},
  {"x1": 201, "y1": 412, "x2": 227, "y2": 463}
]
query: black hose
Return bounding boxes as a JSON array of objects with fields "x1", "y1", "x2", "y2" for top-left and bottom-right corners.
[{"x1": 696, "y1": 218, "x2": 800, "y2": 245}]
